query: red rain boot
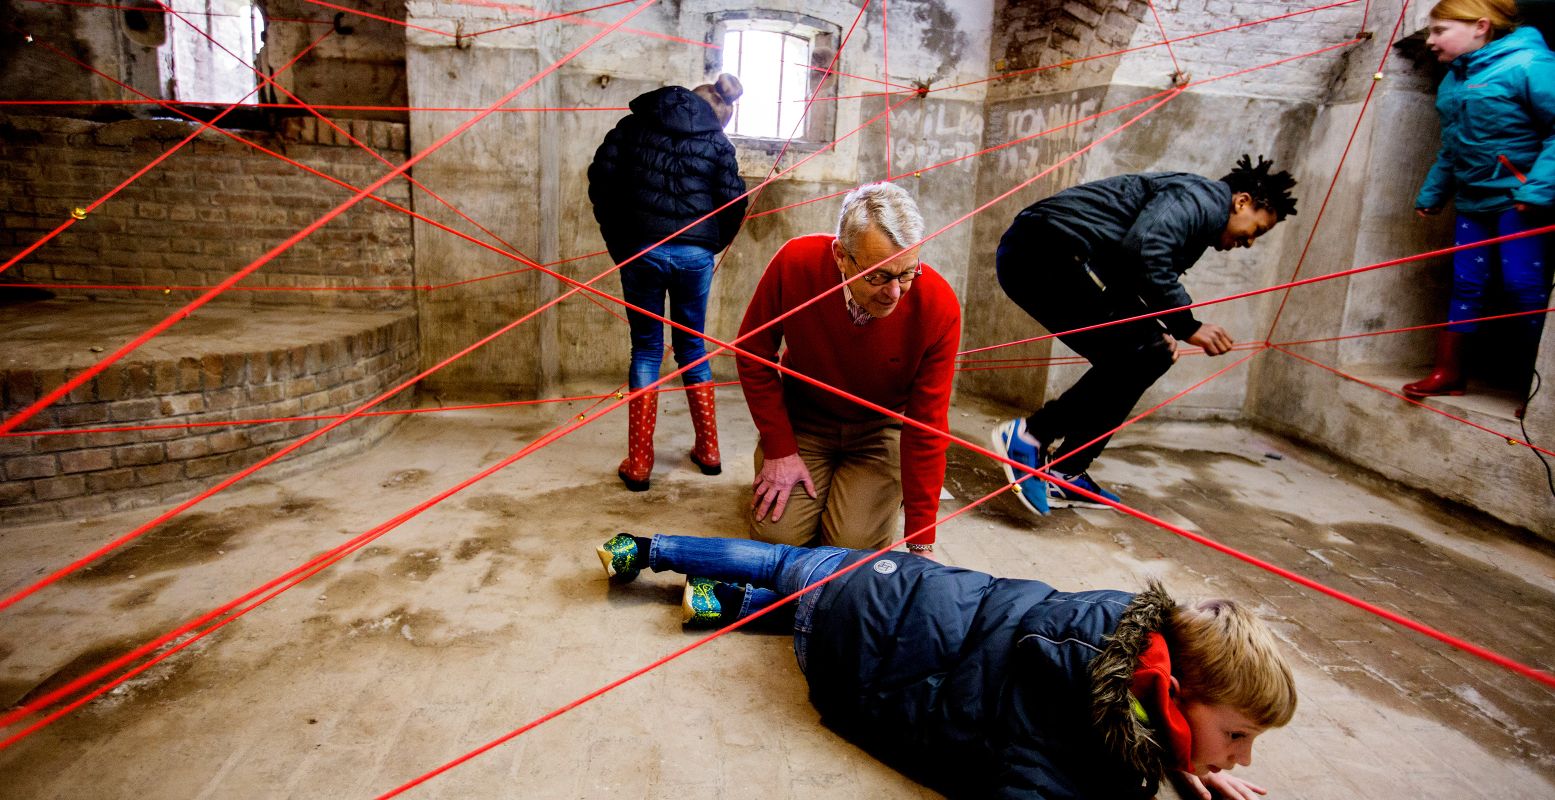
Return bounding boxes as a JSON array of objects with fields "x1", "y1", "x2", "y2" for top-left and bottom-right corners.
[
  {"x1": 685, "y1": 383, "x2": 721, "y2": 475},
  {"x1": 1402, "y1": 331, "x2": 1467, "y2": 399},
  {"x1": 618, "y1": 389, "x2": 658, "y2": 492}
]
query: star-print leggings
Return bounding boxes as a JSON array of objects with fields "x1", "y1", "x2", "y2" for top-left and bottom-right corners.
[{"x1": 1447, "y1": 207, "x2": 1553, "y2": 352}]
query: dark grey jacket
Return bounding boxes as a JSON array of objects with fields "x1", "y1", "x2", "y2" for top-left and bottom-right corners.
[
  {"x1": 587, "y1": 87, "x2": 748, "y2": 263},
  {"x1": 1008, "y1": 173, "x2": 1232, "y2": 339},
  {"x1": 806, "y1": 552, "x2": 1178, "y2": 799}
]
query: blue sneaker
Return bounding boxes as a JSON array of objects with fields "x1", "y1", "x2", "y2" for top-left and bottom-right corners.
[
  {"x1": 992, "y1": 418, "x2": 1049, "y2": 516},
  {"x1": 682, "y1": 577, "x2": 724, "y2": 627},
  {"x1": 597, "y1": 533, "x2": 644, "y2": 582},
  {"x1": 1048, "y1": 471, "x2": 1122, "y2": 510}
]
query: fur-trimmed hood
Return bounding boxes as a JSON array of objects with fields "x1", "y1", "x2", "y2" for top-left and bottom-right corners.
[{"x1": 1086, "y1": 580, "x2": 1177, "y2": 780}]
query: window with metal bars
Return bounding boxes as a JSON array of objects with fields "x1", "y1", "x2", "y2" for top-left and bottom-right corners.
[
  {"x1": 161, "y1": 0, "x2": 266, "y2": 103},
  {"x1": 721, "y1": 27, "x2": 810, "y2": 139},
  {"x1": 710, "y1": 13, "x2": 837, "y2": 148}
]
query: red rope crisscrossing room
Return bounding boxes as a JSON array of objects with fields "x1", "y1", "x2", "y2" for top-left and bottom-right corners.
[{"x1": 2, "y1": 0, "x2": 1553, "y2": 794}]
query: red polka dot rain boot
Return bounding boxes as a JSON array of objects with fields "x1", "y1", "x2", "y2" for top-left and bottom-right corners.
[
  {"x1": 685, "y1": 382, "x2": 721, "y2": 476},
  {"x1": 618, "y1": 389, "x2": 658, "y2": 492}
]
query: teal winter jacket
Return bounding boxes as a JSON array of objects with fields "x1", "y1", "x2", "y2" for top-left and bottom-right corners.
[{"x1": 1416, "y1": 26, "x2": 1555, "y2": 213}]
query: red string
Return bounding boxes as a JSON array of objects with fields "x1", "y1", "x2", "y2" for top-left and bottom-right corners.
[
  {"x1": 1264, "y1": 1, "x2": 1413, "y2": 341},
  {"x1": 466, "y1": 0, "x2": 637, "y2": 38},
  {"x1": 958, "y1": 221, "x2": 1555, "y2": 356},
  {"x1": 0, "y1": 57, "x2": 1174, "y2": 741},
  {"x1": 7, "y1": 34, "x2": 559, "y2": 293},
  {"x1": 883, "y1": 0, "x2": 892, "y2": 180},
  {"x1": 0, "y1": 18, "x2": 911, "y2": 616},
  {"x1": 1274, "y1": 346, "x2": 1555, "y2": 457},
  {"x1": 153, "y1": 0, "x2": 544, "y2": 269},
  {"x1": 0, "y1": 382, "x2": 737, "y2": 438},
  {"x1": 0, "y1": 1, "x2": 660, "y2": 437},
  {"x1": 0, "y1": 99, "x2": 629, "y2": 112},
  {"x1": 1273, "y1": 306, "x2": 1555, "y2": 349},
  {"x1": 0, "y1": 26, "x2": 334, "y2": 276},
  {"x1": 1144, "y1": 0, "x2": 1182, "y2": 76},
  {"x1": 19, "y1": 0, "x2": 331, "y2": 24},
  {"x1": 7, "y1": 0, "x2": 1549, "y2": 765},
  {"x1": 930, "y1": 0, "x2": 1360, "y2": 94},
  {"x1": 749, "y1": 87, "x2": 1177, "y2": 220},
  {"x1": 296, "y1": 0, "x2": 459, "y2": 38}
]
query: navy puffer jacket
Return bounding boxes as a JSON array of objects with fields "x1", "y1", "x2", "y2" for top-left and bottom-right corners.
[
  {"x1": 587, "y1": 86, "x2": 748, "y2": 263},
  {"x1": 806, "y1": 552, "x2": 1176, "y2": 799}
]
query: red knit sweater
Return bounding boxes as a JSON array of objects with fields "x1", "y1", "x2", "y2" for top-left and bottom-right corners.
[{"x1": 736, "y1": 234, "x2": 962, "y2": 544}]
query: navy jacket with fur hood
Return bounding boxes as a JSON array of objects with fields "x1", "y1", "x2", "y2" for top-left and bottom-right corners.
[
  {"x1": 1005, "y1": 173, "x2": 1232, "y2": 339},
  {"x1": 806, "y1": 552, "x2": 1177, "y2": 799},
  {"x1": 587, "y1": 86, "x2": 748, "y2": 263}
]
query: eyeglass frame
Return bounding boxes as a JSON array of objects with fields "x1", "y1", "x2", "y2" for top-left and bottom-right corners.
[{"x1": 838, "y1": 247, "x2": 923, "y2": 287}]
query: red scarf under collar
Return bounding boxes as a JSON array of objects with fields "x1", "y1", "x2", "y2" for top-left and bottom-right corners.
[{"x1": 1129, "y1": 631, "x2": 1194, "y2": 773}]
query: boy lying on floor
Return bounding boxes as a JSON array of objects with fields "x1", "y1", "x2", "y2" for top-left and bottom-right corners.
[{"x1": 598, "y1": 533, "x2": 1296, "y2": 799}]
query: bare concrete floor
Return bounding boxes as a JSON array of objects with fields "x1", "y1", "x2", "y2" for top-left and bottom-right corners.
[{"x1": 1, "y1": 385, "x2": 1553, "y2": 799}]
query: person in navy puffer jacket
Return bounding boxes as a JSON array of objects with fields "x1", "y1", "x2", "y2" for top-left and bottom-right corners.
[
  {"x1": 1409, "y1": 0, "x2": 1555, "y2": 412},
  {"x1": 589, "y1": 74, "x2": 748, "y2": 491},
  {"x1": 596, "y1": 532, "x2": 1298, "y2": 800}
]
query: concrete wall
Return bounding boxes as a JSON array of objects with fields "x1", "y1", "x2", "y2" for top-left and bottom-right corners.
[
  {"x1": 1246, "y1": 1, "x2": 1555, "y2": 537},
  {"x1": 964, "y1": 0, "x2": 1337, "y2": 419}
]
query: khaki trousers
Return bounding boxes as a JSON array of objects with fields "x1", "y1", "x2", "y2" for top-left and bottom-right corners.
[{"x1": 749, "y1": 418, "x2": 902, "y2": 551}]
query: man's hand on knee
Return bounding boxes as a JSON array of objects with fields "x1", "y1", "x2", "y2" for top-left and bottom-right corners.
[
  {"x1": 752, "y1": 453, "x2": 817, "y2": 522},
  {"x1": 1186, "y1": 322, "x2": 1234, "y2": 356}
]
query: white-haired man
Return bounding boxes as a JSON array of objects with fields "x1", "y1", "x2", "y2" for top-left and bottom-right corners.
[{"x1": 736, "y1": 183, "x2": 962, "y2": 554}]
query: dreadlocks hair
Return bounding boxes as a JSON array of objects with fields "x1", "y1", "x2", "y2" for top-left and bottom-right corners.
[{"x1": 1220, "y1": 154, "x2": 1299, "y2": 221}]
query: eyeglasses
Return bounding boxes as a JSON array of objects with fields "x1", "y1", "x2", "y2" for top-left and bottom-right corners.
[{"x1": 842, "y1": 250, "x2": 922, "y2": 286}]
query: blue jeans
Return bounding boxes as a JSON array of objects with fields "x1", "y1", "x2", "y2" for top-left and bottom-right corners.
[
  {"x1": 1448, "y1": 208, "x2": 1552, "y2": 345},
  {"x1": 618, "y1": 244, "x2": 716, "y2": 390},
  {"x1": 648, "y1": 535, "x2": 849, "y2": 673}
]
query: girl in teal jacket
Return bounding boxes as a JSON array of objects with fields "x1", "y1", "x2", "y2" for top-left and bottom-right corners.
[{"x1": 1409, "y1": 0, "x2": 1555, "y2": 409}]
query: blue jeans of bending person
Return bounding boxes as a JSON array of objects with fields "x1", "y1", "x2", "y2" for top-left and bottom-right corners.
[
  {"x1": 647, "y1": 535, "x2": 849, "y2": 673},
  {"x1": 618, "y1": 243, "x2": 716, "y2": 390},
  {"x1": 1449, "y1": 208, "x2": 1553, "y2": 358}
]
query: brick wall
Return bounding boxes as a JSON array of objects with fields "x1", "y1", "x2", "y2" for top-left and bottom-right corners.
[
  {"x1": 991, "y1": 0, "x2": 1365, "y2": 101},
  {"x1": 0, "y1": 113, "x2": 415, "y2": 310},
  {"x1": 0, "y1": 312, "x2": 418, "y2": 523}
]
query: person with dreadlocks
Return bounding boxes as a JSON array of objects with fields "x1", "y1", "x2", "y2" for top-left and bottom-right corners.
[{"x1": 992, "y1": 157, "x2": 1298, "y2": 515}]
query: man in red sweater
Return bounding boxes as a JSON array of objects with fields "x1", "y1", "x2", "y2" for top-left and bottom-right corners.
[{"x1": 736, "y1": 183, "x2": 962, "y2": 554}]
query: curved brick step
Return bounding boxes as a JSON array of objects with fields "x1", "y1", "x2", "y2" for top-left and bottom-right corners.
[{"x1": 0, "y1": 299, "x2": 419, "y2": 522}]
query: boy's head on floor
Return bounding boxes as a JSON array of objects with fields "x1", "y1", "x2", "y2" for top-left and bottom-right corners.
[{"x1": 1167, "y1": 596, "x2": 1298, "y2": 777}]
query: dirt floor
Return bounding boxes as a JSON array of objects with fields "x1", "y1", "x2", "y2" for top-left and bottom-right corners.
[{"x1": 1, "y1": 385, "x2": 1553, "y2": 799}]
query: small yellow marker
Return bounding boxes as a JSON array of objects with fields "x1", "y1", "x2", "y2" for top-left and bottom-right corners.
[
  {"x1": 70, "y1": 207, "x2": 88, "y2": 220},
  {"x1": 1372, "y1": 72, "x2": 1384, "y2": 81},
  {"x1": 1012, "y1": 484, "x2": 1023, "y2": 494},
  {"x1": 613, "y1": 392, "x2": 624, "y2": 399},
  {"x1": 1507, "y1": 437, "x2": 1519, "y2": 446},
  {"x1": 578, "y1": 413, "x2": 587, "y2": 420}
]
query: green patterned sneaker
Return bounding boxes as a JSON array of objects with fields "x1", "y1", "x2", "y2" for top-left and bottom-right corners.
[
  {"x1": 596, "y1": 533, "x2": 644, "y2": 582},
  {"x1": 681, "y1": 577, "x2": 723, "y2": 627}
]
